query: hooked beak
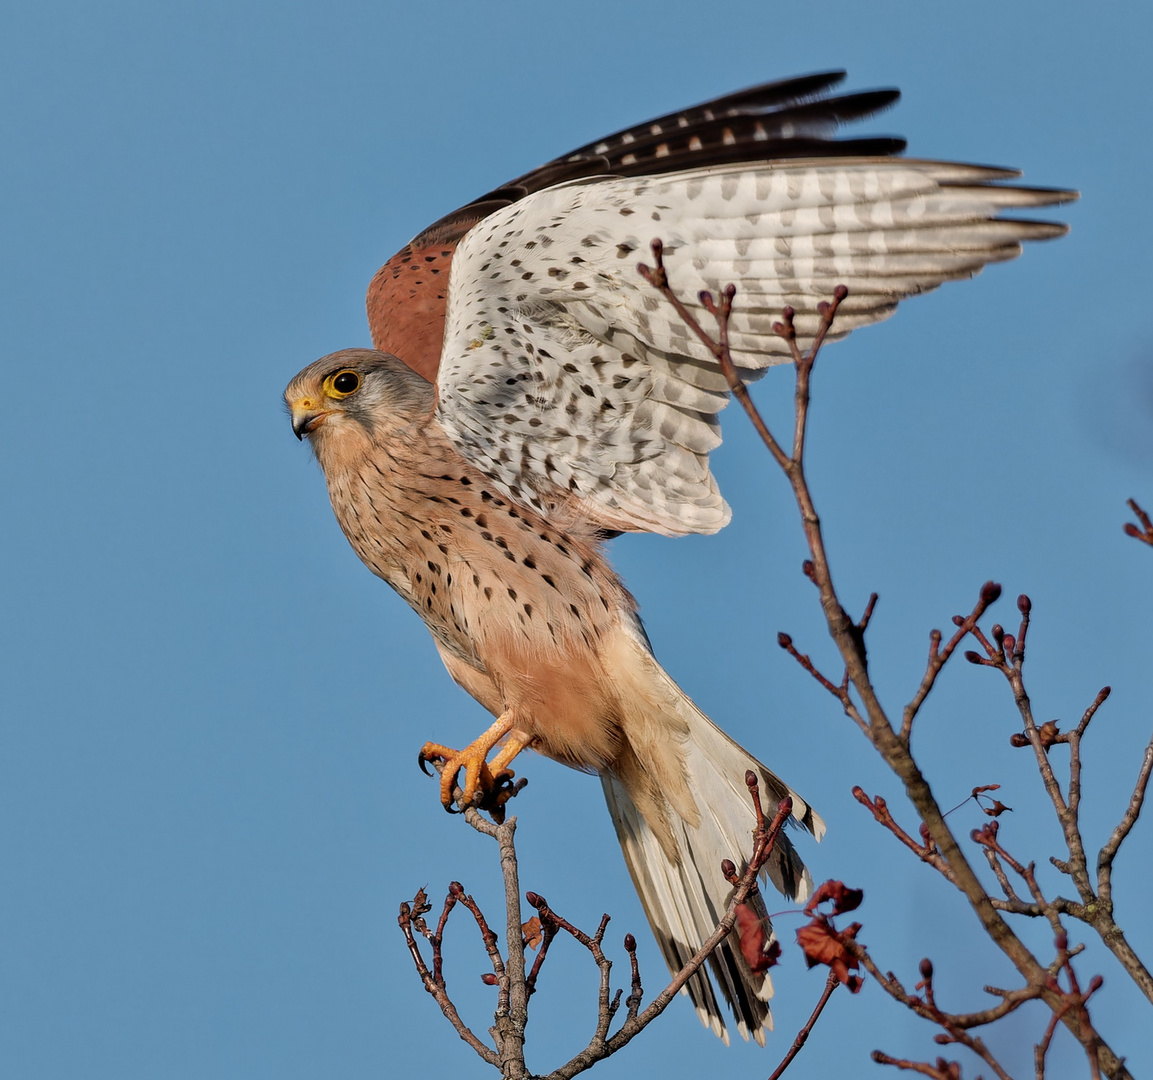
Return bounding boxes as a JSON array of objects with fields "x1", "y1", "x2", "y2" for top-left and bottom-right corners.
[{"x1": 290, "y1": 399, "x2": 331, "y2": 440}]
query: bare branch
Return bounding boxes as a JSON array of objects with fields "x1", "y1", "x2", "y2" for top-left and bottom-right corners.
[
  {"x1": 638, "y1": 254, "x2": 1138, "y2": 1079},
  {"x1": 397, "y1": 890, "x2": 500, "y2": 1066}
]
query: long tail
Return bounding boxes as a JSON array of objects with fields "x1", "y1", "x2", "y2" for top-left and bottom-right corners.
[{"x1": 600, "y1": 630, "x2": 823, "y2": 1045}]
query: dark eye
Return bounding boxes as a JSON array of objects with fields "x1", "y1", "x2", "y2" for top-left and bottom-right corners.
[{"x1": 332, "y1": 370, "x2": 360, "y2": 394}]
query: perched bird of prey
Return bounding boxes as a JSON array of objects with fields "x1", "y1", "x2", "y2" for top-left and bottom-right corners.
[{"x1": 286, "y1": 71, "x2": 1074, "y2": 1045}]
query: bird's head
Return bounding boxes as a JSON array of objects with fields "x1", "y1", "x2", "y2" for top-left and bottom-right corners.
[{"x1": 285, "y1": 349, "x2": 433, "y2": 447}]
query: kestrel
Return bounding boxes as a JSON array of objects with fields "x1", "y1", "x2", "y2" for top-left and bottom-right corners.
[{"x1": 286, "y1": 71, "x2": 1074, "y2": 1044}]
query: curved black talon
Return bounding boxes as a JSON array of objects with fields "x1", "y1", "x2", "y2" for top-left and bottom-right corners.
[{"x1": 418, "y1": 752, "x2": 434, "y2": 776}]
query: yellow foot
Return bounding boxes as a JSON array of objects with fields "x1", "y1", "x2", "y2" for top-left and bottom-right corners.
[{"x1": 418, "y1": 715, "x2": 532, "y2": 819}]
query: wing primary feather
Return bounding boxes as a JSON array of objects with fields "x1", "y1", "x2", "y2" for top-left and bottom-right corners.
[{"x1": 561, "y1": 71, "x2": 853, "y2": 161}]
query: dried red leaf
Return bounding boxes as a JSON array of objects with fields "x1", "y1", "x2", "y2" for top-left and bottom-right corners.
[
  {"x1": 971, "y1": 784, "x2": 1000, "y2": 796},
  {"x1": 983, "y1": 800, "x2": 1012, "y2": 817},
  {"x1": 805, "y1": 879, "x2": 864, "y2": 916},
  {"x1": 795, "y1": 916, "x2": 864, "y2": 992},
  {"x1": 734, "y1": 902, "x2": 780, "y2": 974},
  {"x1": 1039, "y1": 720, "x2": 1061, "y2": 748},
  {"x1": 521, "y1": 916, "x2": 543, "y2": 950},
  {"x1": 796, "y1": 918, "x2": 841, "y2": 968}
]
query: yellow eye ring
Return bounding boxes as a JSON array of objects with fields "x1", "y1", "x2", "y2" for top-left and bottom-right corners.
[{"x1": 323, "y1": 369, "x2": 361, "y2": 399}]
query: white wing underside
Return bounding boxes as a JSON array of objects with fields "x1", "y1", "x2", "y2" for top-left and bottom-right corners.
[{"x1": 436, "y1": 158, "x2": 1074, "y2": 535}]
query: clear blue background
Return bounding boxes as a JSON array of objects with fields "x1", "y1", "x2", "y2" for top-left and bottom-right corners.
[{"x1": 2, "y1": 2, "x2": 1150, "y2": 1077}]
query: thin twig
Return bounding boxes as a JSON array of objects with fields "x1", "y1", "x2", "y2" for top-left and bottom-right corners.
[
  {"x1": 1123, "y1": 498, "x2": 1153, "y2": 546},
  {"x1": 852, "y1": 950, "x2": 1020, "y2": 1080},
  {"x1": 852, "y1": 787, "x2": 955, "y2": 881},
  {"x1": 1099, "y1": 732, "x2": 1153, "y2": 897},
  {"x1": 871, "y1": 1051, "x2": 963, "y2": 1079},
  {"x1": 902, "y1": 588, "x2": 1002, "y2": 743},
  {"x1": 766, "y1": 971, "x2": 840, "y2": 1080},
  {"x1": 397, "y1": 892, "x2": 500, "y2": 1066},
  {"x1": 1068, "y1": 688, "x2": 1112, "y2": 817}
]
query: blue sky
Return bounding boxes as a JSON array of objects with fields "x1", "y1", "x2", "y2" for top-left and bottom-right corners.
[{"x1": 2, "y1": 2, "x2": 1150, "y2": 1077}]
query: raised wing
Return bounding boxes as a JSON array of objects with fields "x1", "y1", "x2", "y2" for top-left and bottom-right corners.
[
  {"x1": 367, "y1": 72, "x2": 906, "y2": 382},
  {"x1": 434, "y1": 159, "x2": 1075, "y2": 536}
]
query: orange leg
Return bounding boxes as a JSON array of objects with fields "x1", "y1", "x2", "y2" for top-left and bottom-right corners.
[{"x1": 419, "y1": 714, "x2": 532, "y2": 812}]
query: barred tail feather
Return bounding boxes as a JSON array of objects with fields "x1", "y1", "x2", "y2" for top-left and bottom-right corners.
[{"x1": 601, "y1": 637, "x2": 823, "y2": 1045}]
